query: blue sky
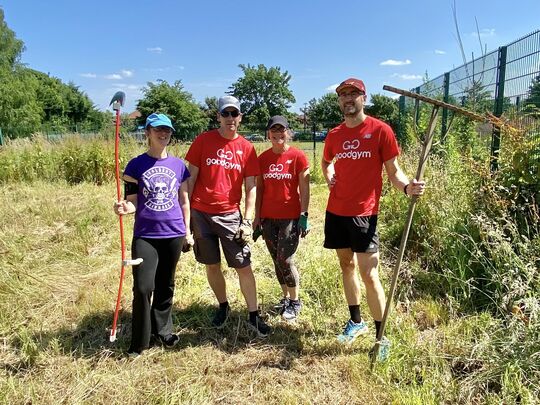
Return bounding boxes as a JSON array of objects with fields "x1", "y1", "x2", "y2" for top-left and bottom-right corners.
[{"x1": 2, "y1": 0, "x2": 539, "y2": 113}]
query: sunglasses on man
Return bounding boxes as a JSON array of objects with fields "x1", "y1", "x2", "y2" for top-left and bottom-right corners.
[{"x1": 220, "y1": 110, "x2": 241, "y2": 118}]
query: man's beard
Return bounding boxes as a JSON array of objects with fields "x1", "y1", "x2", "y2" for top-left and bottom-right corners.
[{"x1": 341, "y1": 103, "x2": 359, "y2": 116}]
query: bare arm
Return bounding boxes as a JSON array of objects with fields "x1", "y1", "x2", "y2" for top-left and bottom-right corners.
[
  {"x1": 298, "y1": 168, "x2": 310, "y2": 212},
  {"x1": 321, "y1": 158, "x2": 336, "y2": 189},
  {"x1": 186, "y1": 163, "x2": 199, "y2": 201},
  {"x1": 244, "y1": 175, "x2": 256, "y2": 220},
  {"x1": 179, "y1": 181, "x2": 190, "y2": 232},
  {"x1": 254, "y1": 175, "x2": 264, "y2": 227},
  {"x1": 383, "y1": 157, "x2": 425, "y2": 196}
]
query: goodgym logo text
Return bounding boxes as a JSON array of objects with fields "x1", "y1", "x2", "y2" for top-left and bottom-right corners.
[
  {"x1": 263, "y1": 162, "x2": 292, "y2": 180},
  {"x1": 335, "y1": 139, "x2": 371, "y2": 160},
  {"x1": 206, "y1": 148, "x2": 241, "y2": 170}
]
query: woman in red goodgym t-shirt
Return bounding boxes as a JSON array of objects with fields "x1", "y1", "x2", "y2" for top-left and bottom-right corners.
[{"x1": 254, "y1": 115, "x2": 310, "y2": 322}]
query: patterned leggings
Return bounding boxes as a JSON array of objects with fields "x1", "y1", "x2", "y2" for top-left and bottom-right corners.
[{"x1": 261, "y1": 218, "x2": 300, "y2": 287}]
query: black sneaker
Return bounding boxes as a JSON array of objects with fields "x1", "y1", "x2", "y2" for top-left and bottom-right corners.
[
  {"x1": 282, "y1": 299, "x2": 302, "y2": 322},
  {"x1": 212, "y1": 304, "x2": 230, "y2": 328},
  {"x1": 248, "y1": 314, "x2": 272, "y2": 337},
  {"x1": 158, "y1": 333, "x2": 180, "y2": 348},
  {"x1": 273, "y1": 297, "x2": 290, "y2": 314}
]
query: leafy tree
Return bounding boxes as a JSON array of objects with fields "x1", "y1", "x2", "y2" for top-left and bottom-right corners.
[
  {"x1": 365, "y1": 94, "x2": 399, "y2": 132},
  {"x1": 306, "y1": 93, "x2": 342, "y2": 132},
  {"x1": 0, "y1": 68, "x2": 42, "y2": 137},
  {"x1": 137, "y1": 80, "x2": 208, "y2": 141},
  {"x1": 201, "y1": 96, "x2": 219, "y2": 129},
  {"x1": 29, "y1": 69, "x2": 101, "y2": 132},
  {"x1": 0, "y1": 8, "x2": 24, "y2": 71},
  {"x1": 229, "y1": 64, "x2": 295, "y2": 129}
]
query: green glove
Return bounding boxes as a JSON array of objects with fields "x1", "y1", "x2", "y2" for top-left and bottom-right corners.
[{"x1": 298, "y1": 213, "x2": 310, "y2": 238}]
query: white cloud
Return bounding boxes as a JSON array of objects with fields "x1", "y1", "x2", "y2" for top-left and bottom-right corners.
[
  {"x1": 474, "y1": 28, "x2": 495, "y2": 38},
  {"x1": 391, "y1": 73, "x2": 422, "y2": 80},
  {"x1": 111, "y1": 83, "x2": 142, "y2": 91},
  {"x1": 120, "y1": 69, "x2": 134, "y2": 77},
  {"x1": 80, "y1": 73, "x2": 97, "y2": 78},
  {"x1": 147, "y1": 47, "x2": 163, "y2": 54},
  {"x1": 435, "y1": 49, "x2": 446, "y2": 55},
  {"x1": 104, "y1": 74, "x2": 122, "y2": 80},
  {"x1": 380, "y1": 59, "x2": 411, "y2": 66},
  {"x1": 326, "y1": 83, "x2": 339, "y2": 91},
  {"x1": 143, "y1": 65, "x2": 185, "y2": 72}
]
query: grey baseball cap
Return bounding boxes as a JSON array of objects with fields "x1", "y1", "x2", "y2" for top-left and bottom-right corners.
[{"x1": 218, "y1": 95, "x2": 241, "y2": 113}]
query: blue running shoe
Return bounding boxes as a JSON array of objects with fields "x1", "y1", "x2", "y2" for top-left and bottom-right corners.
[{"x1": 337, "y1": 319, "x2": 368, "y2": 344}]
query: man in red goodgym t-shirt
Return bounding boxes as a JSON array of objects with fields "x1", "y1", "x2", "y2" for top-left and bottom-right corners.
[
  {"x1": 321, "y1": 78, "x2": 425, "y2": 355},
  {"x1": 186, "y1": 95, "x2": 271, "y2": 337}
]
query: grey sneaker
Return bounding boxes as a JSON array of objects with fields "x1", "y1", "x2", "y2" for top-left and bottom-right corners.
[
  {"x1": 248, "y1": 314, "x2": 272, "y2": 337},
  {"x1": 282, "y1": 299, "x2": 302, "y2": 322},
  {"x1": 212, "y1": 304, "x2": 230, "y2": 328}
]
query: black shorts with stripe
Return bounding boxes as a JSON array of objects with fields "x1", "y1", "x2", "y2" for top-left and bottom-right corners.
[{"x1": 323, "y1": 211, "x2": 379, "y2": 253}]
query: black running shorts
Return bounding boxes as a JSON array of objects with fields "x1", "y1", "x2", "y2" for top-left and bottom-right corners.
[{"x1": 323, "y1": 211, "x2": 379, "y2": 253}]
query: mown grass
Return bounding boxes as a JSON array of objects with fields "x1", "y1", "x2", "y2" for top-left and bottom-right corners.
[{"x1": 0, "y1": 135, "x2": 538, "y2": 404}]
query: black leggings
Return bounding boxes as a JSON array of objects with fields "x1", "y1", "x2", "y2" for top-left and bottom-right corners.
[
  {"x1": 129, "y1": 236, "x2": 183, "y2": 353},
  {"x1": 261, "y1": 218, "x2": 300, "y2": 288}
]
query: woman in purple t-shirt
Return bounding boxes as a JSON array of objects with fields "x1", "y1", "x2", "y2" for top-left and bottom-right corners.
[{"x1": 114, "y1": 113, "x2": 192, "y2": 357}]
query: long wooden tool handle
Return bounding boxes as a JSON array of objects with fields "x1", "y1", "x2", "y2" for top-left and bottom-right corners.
[{"x1": 370, "y1": 105, "x2": 440, "y2": 369}]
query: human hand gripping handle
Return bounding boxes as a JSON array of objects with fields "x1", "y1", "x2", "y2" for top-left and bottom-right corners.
[
  {"x1": 404, "y1": 179, "x2": 426, "y2": 197},
  {"x1": 113, "y1": 200, "x2": 135, "y2": 215},
  {"x1": 234, "y1": 219, "x2": 253, "y2": 245},
  {"x1": 298, "y1": 213, "x2": 310, "y2": 238}
]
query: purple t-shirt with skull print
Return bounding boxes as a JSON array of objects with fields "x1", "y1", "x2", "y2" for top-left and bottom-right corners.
[{"x1": 124, "y1": 153, "x2": 190, "y2": 238}]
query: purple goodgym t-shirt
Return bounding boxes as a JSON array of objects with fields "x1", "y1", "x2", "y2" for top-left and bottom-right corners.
[{"x1": 124, "y1": 153, "x2": 190, "y2": 238}]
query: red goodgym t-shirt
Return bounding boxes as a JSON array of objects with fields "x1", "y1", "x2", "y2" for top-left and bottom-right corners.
[
  {"x1": 322, "y1": 116, "x2": 400, "y2": 216},
  {"x1": 185, "y1": 130, "x2": 259, "y2": 214},
  {"x1": 258, "y1": 147, "x2": 309, "y2": 219}
]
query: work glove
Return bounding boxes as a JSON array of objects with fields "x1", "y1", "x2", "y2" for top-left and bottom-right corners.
[
  {"x1": 234, "y1": 219, "x2": 253, "y2": 246},
  {"x1": 298, "y1": 213, "x2": 310, "y2": 238},
  {"x1": 253, "y1": 225, "x2": 263, "y2": 242},
  {"x1": 182, "y1": 233, "x2": 194, "y2": 252}
]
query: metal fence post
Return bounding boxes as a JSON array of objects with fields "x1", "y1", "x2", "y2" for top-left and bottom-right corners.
[
  {"x1": 0, "y1": 128, "x2": 3, "y2": 146},
  {"x1": 491, "y1": 45, "x2": 507, "y2": 172},
  {"x1": 441, "y1": 72, "x2": 450, "y2": 142}
]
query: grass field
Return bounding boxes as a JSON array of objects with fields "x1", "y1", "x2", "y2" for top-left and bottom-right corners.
[{"x1": 0, "y1": 138, "x2": 538, "y2": 404}]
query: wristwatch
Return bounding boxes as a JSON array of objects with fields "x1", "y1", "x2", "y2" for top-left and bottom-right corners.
[{"x1": 301, "y1": 211, "x2": 308, "y2": 217}]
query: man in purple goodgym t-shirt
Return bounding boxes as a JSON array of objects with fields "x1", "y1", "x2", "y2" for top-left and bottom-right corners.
[{"x1": 114, "y1": 113, "x2": 192, "y2": 358}]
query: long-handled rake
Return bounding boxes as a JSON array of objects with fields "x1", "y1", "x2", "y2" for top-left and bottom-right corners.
[
  {"x1": 108, "y1": 91, "x2": 143, "y2": 342},
  {"x1": 369, "y1": 85, "x2": 510, "y2": 369}
]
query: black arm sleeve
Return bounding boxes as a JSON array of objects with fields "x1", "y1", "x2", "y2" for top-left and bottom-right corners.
[{"x1": 124, "y1": 181, "x2": 138, "y2": 199}]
